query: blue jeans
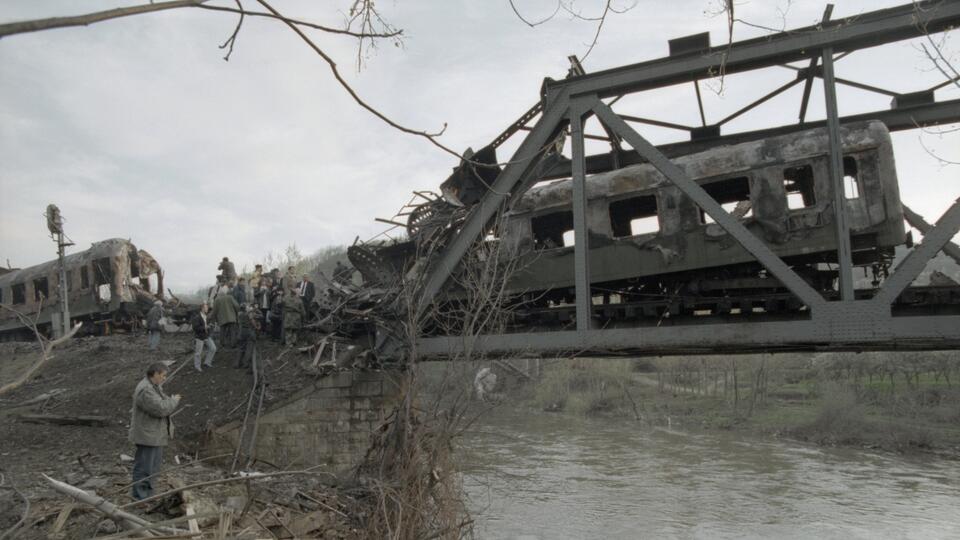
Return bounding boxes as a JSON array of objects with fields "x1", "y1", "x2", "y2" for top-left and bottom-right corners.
[
  {"x1": 194, "y1": 337, "x2": 217, "y2": 370},
  {"x1": 147, "y1": 331, "x2": 161, "y2": 350},
  {"x1": 131, "y1": 444, "x2": 163, "y2": 500}
]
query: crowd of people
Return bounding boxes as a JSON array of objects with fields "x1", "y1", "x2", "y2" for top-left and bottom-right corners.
[{"x1": 145, "y1": 256, "x2": 357, "y2": 373}]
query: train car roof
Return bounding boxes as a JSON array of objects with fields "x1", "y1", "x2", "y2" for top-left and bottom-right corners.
[
  {"x1": 0, "y1": 238, "x2": 137, "y2": 287},
  {"x1": 511, "y1": 120, "x2": 891, "y2": 214}
]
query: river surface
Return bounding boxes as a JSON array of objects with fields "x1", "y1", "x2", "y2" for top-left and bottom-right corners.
[{"x1": 460, "y1": 408, "x2": 960, "y2": 539}]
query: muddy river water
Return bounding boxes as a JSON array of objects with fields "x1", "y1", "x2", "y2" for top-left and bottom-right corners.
[{"x1": 460, "y1": 408, "x2": 960, "y2": 539}]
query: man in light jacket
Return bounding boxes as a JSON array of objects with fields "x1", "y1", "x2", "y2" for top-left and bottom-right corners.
[{"x1": 129, "y1": 362, "x2": 181, "y2": 500}]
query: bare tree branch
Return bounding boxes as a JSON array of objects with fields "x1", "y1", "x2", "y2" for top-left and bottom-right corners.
[
  {"x1": 218, "y1": 0, "x2": 245, "y2": 61},
  {"x1": 0, "y1": 302, "x2": 82, "y2": 396},
  {"x1": 509, "y1": 0, "x2": 562, "y2": 28},
  {"x1": 196, "y1": 3, "x2": 404, "y2": 39},
  {"x1": 0, "y1": 0, "x2": 208, "y2": 39}
]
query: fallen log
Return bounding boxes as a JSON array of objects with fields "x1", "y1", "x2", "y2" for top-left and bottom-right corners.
[
  {"x1": 42, "y1": 475, "x2": 180, "y2": 537},
  {"x1": 19, "y1": 414, "x2": 110, "y2": 427}
]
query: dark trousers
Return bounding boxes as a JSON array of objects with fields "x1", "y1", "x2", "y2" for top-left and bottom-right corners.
[
  {"x1": 270, "y1": 315, "x2": 282, "y2": 340},
  {"x1": 131, "y1": 444, "x2": 163, "y2": 500},
  {"x1": 222, "y1": 322, "x2": 238, "y2": 348},
  {"x1": 236, "y1": 337, "x2": 257, "y2": 371}
]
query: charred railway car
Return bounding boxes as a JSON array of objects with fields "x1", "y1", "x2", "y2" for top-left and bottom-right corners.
[
  {"x1": 362, "y1": 121, "x2": 923, "y2": 328},
  {"x1": 495, "y1": 121, "x2": 905, "y2": 319},
  {"x1": 0, "y1": 238, "x2": 164, "y2": 339}
]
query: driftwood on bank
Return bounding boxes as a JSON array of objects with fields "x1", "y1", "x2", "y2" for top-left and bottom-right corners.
[
  {"x1": 19, "y1": 413, "x2": 110, "y2": 427},
  {"x1": 42, "y1": 474, "x2": 180, "y2": 537}
]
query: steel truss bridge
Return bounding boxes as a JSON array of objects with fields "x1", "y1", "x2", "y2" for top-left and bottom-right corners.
[{"x1": 414, "y1": 1, "x2": 960, "y2": 358}]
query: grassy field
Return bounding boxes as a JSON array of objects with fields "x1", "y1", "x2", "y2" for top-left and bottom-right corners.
[{"x1": 511, "y1": 351, "x2": 960, "y2": 456}]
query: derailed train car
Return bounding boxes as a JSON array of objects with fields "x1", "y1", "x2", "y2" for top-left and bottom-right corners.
[
  {"x1": 356, "y1": 120, "x2": 945, "y2": 329},
  {"x1": 0, "y1": 238, "x2": 164, "y2": 339}
]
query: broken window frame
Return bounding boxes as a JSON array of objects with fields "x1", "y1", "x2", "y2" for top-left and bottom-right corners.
[
  {"x1": 93, "y1": 258, "x2": 113, "y2": 286},
  {"x1": 33, "y1": 277, "x2": 49, "y2": 303},
  {"x1": 530, "y1": 209, "x2": 575, "y2": 250},
  {"x1": 843, "y1": 155, "x2": 861, "y2": 199},
  {"x1": 609, "y1": 193, "x2": 660, "y2": 238},
  {"x1": 11, "y1": 283, "x2": 26, "y2": 305},
  {"x1": 696, "y1": 175, "x2": 753, "y2": 225},
  {"x1": 783, "y1": 163, "x2": 817, "y2": 210}
]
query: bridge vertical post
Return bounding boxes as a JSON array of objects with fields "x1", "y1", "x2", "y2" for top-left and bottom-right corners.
[
  {"x1": 822, "y1": 47, "x2": 855, "y2": 301},
  {"x1": 570, "y1": 101, "x2": 593, "y2": 331}
]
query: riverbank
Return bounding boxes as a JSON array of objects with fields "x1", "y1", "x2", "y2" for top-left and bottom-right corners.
[{"x1": 507, "y1": 352, "x2": 960, "y2": 458}]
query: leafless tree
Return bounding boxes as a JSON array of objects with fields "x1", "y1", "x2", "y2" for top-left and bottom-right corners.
[{"x1": 0, "y1": 302, "x2": 81, "y2": 397}]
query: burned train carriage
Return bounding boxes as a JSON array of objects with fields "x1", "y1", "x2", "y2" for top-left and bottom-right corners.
[
  {"x1": 363, "y1": 120, "x2": 907, "y2": 327},
  {"x1": 492, "y1": 120, "x2": 905, "y2": 317},
  {"x1": 0, "y1": 239, "x2": 163, "y2": 338}
]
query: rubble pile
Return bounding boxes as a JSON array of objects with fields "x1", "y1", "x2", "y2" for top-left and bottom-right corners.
[{"x1": 0, "y1": 332, "x2": 379, "y2": 538}]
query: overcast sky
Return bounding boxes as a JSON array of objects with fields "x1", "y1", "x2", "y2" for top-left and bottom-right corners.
[{"x1": 1, "y1": 0, "x2": 958, "y2": 292}]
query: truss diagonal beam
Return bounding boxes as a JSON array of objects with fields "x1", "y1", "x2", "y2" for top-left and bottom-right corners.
[
  {"x1": 590, "y1": 98, "x2": 827, "y2": 311},
  {"x1": 873, "y1": 199, "x2": 960, "y2": 306},
  {"x1": 902, "y1": 205, "x2": 960, "y2": 265},
  {"x1": 417, "y1": 94, "x2": 571, "y2": 310}
]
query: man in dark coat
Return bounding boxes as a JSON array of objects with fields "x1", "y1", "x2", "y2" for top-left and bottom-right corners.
[
  {"x1": 232, "y1": 278, "x2": 247, "y2": 306},
  {"x1": 129, "y1": 362, "x2": 181, "y2": 500},
  {"x1": 236, "y1": 306, "x2": 261, "y2": 373},
  {"x1": 218, "y1": 256, "x2": 237, "y2": 285},
  {"x1": 213, "y1": 287, "x2": 240, "y2": 348},
  {"x1": 268, "y1": 286, "x2": 284, "y2": 341},
  {"x1": 282, "y1": 287, "x2": 305, "y2": 346},
  {"x1": 296, "y1": 275, "x2": 316, "y2": 321},
  {"x1": 191, "y1": 303, "x2": 217, "y2": 371},
  {"x1": 145, "y1": 300, "x2": 164, "y2": 350}
]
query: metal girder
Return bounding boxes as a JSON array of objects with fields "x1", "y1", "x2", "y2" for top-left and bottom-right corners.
[
  {"x1": 903, "y1": 205, "x2": 960, "y2": 265},
  {"x1": 544, "y1": 1, "x2": 960, "y2": 100},
  {"x1": 569, "y1": 101, "x2": 593, "y2": 331},
  {"x1": 417, "y1": 315, "x2": 960, "y2": 358},
  {"x1": 590, "y1": 98, "x2": 827, "y2": 311},
  {"x1": 541, "y1": 98, "x2": 960, "y2": 180},
  {"x1": 416, "y1": 92, "x2": 571, "y2": 310},
  {"x1": 821, "y1": 47, "x2": 855, "y2": 301},
  {"x1": 874, "y1": 199, "x2": 960, "y2": 306}
]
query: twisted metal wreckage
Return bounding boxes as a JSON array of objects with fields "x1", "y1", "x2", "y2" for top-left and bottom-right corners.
[{"x1": 323, "y1": 1, "x2": 960, "y2": 362}]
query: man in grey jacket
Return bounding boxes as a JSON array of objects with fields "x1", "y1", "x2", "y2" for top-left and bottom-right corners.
[
  {"x1": 129, "y1": 363, "x2": 182, "y2": 500},
  {"x1": 145, "y1": 300, "x2": 164, "y2": 351}
]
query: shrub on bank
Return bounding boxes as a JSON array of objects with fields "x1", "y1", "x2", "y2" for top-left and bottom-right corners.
[{"x1": 532, "y1": 359, "x2": 636, "y2": 415}]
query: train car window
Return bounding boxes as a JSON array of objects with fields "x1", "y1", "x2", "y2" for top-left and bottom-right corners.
[
  {"x1": 783, "y1": 165, "x2": 816, "y2": 209},
  {"x1": 12, "y1": 283, "x2": 26, "y2": 305},
  {"x1": 33, "y1": 277, "x2": 49, "y2": 302},
  {"x1": 610, "y1": 195, "x2": 659, "y2": 237},
  {"x1": 65, "y1": 270, "x2": 73, "y2": 292},
  {"x1": 843, "y1": 156, "x2": 860, "y2": 199},
  {"x1": 80, "y1": 266, "x2": 90, "y2": 289},
  {"x1": 698, "y1": 177, "x2": 752, "y2": 224},
  {"x1": 531, "y1": 211, "x2": 574, "y2": 249},
  {"x1": 94, "y1": 258, "x2": 113, "y2": 285}
]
